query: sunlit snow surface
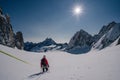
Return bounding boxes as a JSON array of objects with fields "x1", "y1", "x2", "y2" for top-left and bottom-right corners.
[{"x1": 0, "y1": 44, "x2": 120, "y2": 80}]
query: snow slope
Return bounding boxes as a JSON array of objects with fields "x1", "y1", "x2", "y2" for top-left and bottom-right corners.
[{"x1": 0, "y1": 44, "x2": 120, "y2": 80}]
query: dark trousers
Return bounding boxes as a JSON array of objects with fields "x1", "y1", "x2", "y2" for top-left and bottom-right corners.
[{"x1": 42, "y1": 67, "x2": 48, "y2": 72}]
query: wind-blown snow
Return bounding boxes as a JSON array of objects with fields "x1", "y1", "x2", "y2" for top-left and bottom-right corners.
[{"x1": 0, "y1": 44, "x2": 120, "y2": 80}]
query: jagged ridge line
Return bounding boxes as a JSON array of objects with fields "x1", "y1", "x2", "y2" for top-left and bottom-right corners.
[{"x1": 0, "y1": 50, "x2": 30, "y2": 64}]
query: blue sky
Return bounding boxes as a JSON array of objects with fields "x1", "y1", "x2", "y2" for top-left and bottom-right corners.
[{"x1": 0, "y1": 0, "x2": 120, "y2": 43}]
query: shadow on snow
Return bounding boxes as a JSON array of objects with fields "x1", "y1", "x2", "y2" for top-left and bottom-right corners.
[{"x1": 28, "y1": 72, "x2": 44, "y2": 78}]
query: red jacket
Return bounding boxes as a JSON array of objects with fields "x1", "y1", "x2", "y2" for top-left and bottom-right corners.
[{"x1": 41, "y1": 57, "x2": 49, "y2": 67}]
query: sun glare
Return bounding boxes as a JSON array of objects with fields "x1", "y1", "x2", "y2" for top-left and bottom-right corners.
[{"x1": 73, "y1": 5, "x2": 83, "y2": 16}]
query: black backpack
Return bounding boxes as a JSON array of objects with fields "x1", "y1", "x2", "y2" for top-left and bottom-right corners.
[{"x1": 41, "y1": 58, "x2": 46, "y2": 66}]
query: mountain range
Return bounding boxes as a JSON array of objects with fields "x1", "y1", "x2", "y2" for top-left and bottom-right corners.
[
  {"x1": 24, "y1": 38, "x2": 68, "y2": 52},
  {"x1": 24, "y1": 21, "x2": 120, "y2": 54},
  {"x1": 0, "y1": 8, "x2": 120, "y2": 54},
  {"x1": 67, "y1": 21, "x2": 120, "y2": 54}
]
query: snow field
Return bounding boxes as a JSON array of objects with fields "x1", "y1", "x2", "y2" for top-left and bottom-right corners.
[{"x1": 0, "y1": 44, "x2": 120, "y2": 80}]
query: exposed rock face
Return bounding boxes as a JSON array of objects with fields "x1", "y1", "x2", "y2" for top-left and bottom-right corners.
[
  {"x1": 98, "y1": 21, "x2": 116, "y2": 37},
  {"x1": 67, "y1": 21, "x2": 120, "y2": 54},
  {"x1": 93, "y1": 22, "x2": 120, "y2": 49},
  {"x1": 0, "y1": 8, "x2": 15, "y2": 47},
  {"x1": 92, "y1": 22, "x2": 117, "y2": 44},
  {"x1": 0, "y1": 8, "x2": 24, "y2": 49},
  {"x1": 15, "y1": 31, "x2": 24, "y2": 49},
  {"x1": 67, "y1": 29, "x2": 93, "y2": 54},
  {"x1": 117, "y1": 37, "x2": 120, "y2": 45},
  {"x1": 69, "y1": 29, "x2": 93, "y2": 48}
]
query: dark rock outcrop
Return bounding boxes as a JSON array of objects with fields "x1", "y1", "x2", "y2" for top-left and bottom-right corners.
[
  {"x1": 0, "y1": 7, "x2": 24, "y2": 49},
  {"x1": 15, "y1": 31, "x2": 24, "y2": 49},
  {"x1": 117, "y1": 37, "x2": 120, "y2": 45}
]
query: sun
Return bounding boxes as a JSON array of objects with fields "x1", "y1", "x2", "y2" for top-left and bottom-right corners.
[
  {"x1": 74, "y1": 7, "x2": 81, "y2": 14},
  {"x1": 73, "y1": 5, "x2": 83, "y2": 16}
]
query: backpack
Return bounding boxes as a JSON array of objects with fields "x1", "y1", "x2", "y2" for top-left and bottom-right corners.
[{"x1": 41, "y1": 58, "x2": 46, "y2": 66}]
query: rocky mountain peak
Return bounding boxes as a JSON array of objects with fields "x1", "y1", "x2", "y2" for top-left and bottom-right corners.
[
  {"x1": 79, "y1": 29, "x2": 88, "y2": 33},
  {"x1": 69, "y1": 29, "x2": 93, "y2": 48},
  {"x1": 98, "y1": 21, "x2": 116, "y2": 37},
  {"x1": 0, "y1": 8, "x2": 24, "y2": 49},
  {"x1": 93, "y1": 22, "x2": 120, "y2": 49},
  {"x1": 67, "y1": 29, "x2": 93, "y2": 54},
  {"x1": 43, "y1": 38, "x2": 56, "y2": 45}
]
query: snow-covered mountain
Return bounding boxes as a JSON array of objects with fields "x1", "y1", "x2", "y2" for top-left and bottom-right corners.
[
  {"x1": 93, "y1": 22, "x2": 120, "y2": 50},
  {"x1": 67, "y1": 21, "x2": 120, "y2": 54},
  {"x1": 66, "y1": 29, "x2": 93, "y2": 54},
  {"x1": 98, "y1": 21, "x2": 116, "y2": 37},
  {"x1": 24, "y1": 38, "x2": 68, "y2": 52},
  {"x1": 0, "y1": 43, "x2": 120, "y2": 80},
  {"x1": 25, "y1": 21, "x2": 120, "y2": 54}
]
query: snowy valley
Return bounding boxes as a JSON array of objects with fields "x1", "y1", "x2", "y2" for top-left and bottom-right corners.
[{"x1": 0, "y1": 44, "x2": 120, "y2": 80}]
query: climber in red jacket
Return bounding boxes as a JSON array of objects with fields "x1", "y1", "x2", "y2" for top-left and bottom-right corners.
[{"x1": 41, "y1": 55, "x2": 49, "y2": 72}]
